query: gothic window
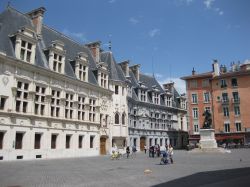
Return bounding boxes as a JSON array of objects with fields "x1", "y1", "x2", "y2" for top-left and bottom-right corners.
[
  {"x1": 122, "y1": 113, "x2": 126, "y2": 125},
  {"x1": 115, "y1": 85, "x2": 119, "y2": 94},
  {"x1": 0, "y1": 97, "x2": 6, "y2": 110},
  {"x1": 115, "y1": 113, "x2": 119, "y2": 124}
]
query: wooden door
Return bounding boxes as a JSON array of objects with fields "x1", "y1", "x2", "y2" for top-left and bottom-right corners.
[
  {"x1": 140, "y1": 137, "x2": 146, "y2": 151},
  {"x1": 100, "y1": 137, "x2": 106, "y2": 155}
]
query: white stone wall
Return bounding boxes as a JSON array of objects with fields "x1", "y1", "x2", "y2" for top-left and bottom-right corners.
[
  {"x1": 109, "y1": 81, "x2": 128, "y2": 152},
  {"x1": 0, "y1": 56, "x2": 112, "y2": 161}
]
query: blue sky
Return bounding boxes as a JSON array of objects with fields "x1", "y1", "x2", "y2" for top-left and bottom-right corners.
[{"x1": 1, "y1": 0, "x2": 250, "y2": 93}]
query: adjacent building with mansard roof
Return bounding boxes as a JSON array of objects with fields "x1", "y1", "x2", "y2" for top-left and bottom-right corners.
[
  {"x1": 119, "y1": 62, "x2": 188, "y2": 151},
  {"x1": 0, "y1": 6, "x2": 188, "y2": 161}
]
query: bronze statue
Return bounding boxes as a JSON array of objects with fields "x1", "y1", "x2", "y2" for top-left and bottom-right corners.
[{"x1": 202, "y1": 110, "x2": 212, "y2": 129}]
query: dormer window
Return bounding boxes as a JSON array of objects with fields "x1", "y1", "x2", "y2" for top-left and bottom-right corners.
[
  {"x1": 20, "y1": 40, "x2": 32, "y2": 62},
  {"x1": 13, "y1": 27, "x2": 37, "y2": 64},
  {"x1": 73, "y1": 52, "x2": 88, "y2": 82},
  {"x1": 140, "y1": 90, "x2": 147, "y2": 102},
  {"x1": 154, "y1": 93, "x2": 159, "y2": 104},
  {"x1": 101, "y1": 73, "x2": 108, "y2": 88},
  {"x1": 46, "y1": 40, "x2": 66, "y2": 74},
  {"x1": 97, "y1": 62, "x2": 109, "y2": 89},
  {"x1": 79, "y1": 64, "x2": 87, "y2": 81},
  {"x1": 53, "y1": 53, "x2": 63, "y2": 73}
]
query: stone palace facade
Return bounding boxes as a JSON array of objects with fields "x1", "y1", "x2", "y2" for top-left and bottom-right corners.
[{"x1": 0, "y1": 6, "x2": 188, "y2": 161}]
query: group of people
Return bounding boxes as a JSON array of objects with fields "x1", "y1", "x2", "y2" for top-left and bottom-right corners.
[
  {"x1": 145, "y1": 144, "x2": 174, "y2": 164},
  {"x1": 110, "y1": 144, "x2": 174, "y2": 164},
  {"x1": 111, "y1": 145, "x2": 137, "y2": 160}
]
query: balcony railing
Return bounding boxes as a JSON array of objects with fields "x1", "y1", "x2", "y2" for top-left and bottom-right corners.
[
  {"x1": 221, "y1": 99, "x2": 229, "y2": 105},
  {"x1": 232, "y1": 98, "x2": 240, "y2": 104}
]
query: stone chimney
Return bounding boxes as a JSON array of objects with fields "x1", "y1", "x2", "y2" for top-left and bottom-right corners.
[
  {"x1": 119, "y1": 60, "x2": 130, "y2": 77},
  {"x1": 86, "y1": 41, "x2": 101, "y2": 63},
  {"x1": 27, "y1": 7, "x2": 46, "y2": 37},
  {"x1": 212, "y1": 59, "x2": 220, "y2": 76},
  {"x1": 129, "y1": 64, "x2": 140, "y2": 81}
]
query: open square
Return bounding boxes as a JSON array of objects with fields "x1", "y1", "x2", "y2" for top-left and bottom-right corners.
[{"x1": 0, "y1": 150, "x2": 250, "y2": 187}]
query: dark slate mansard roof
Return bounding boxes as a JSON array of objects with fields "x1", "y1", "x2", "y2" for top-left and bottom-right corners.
[
  {"x1": 0, "y1": 7, "x2": 99, "y2": 86},
  {"x1": 100, "y1": 51, "x2": 126, "y2": 82},
  {"x1": 125, "y1": 67, "x2": 183, "y2": 108}
]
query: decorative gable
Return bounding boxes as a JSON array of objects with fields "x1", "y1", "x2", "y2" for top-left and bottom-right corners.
[
  {"x1": 12, "y1": 26, "x2": 37, "y2": 64},
  {"x1": 45, "y1": 40, "x2": 66, "y2": 74}
]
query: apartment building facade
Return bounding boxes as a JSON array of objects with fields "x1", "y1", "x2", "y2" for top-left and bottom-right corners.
[{"x1": 182, "y1": 60, "x2": 250, "y2": 144}]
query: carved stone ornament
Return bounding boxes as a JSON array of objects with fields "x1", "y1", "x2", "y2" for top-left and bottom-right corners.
[{"x1": 2, "y1": 76, "x2": 9, "y2": 86}]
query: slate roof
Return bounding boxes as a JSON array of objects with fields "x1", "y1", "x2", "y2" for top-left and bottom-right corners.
[
  {"x1": 139, "y1": 74, "x2": 165, "y2": 93},
  {"x1": 100, "y1": 51, "x2": 126, "y2": 82},
  {"x1": 127, "y1": 67, "x2": 183, "y2": 109},
  {"x1": 0, "y1": 7, "x2": 99, "y2": 85}
]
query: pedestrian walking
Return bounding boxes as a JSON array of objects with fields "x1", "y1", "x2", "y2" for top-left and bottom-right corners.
[
  {"x1": 126, "y1": 146, "x2": 130, "y2": 158},
  {"x1": 144, "y1": 145, "x2": 147, "y2": 154},
  {"x1": 132, "y1": 145, "x2": 137, "y2": 157},
  {"x1": 168, "y1": 144, "x2": 174, "y2": 164},
  {"x1": 152, "y1": 146, "x2": 155, "y2": 158}
]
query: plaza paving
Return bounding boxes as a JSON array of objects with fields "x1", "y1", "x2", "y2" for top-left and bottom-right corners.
[{"x1": 0, "y1": 149, "x2": 250, "y2": 187}]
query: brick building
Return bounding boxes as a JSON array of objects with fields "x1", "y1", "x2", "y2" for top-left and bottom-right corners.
[{"x1": 181, "y1": 60, "x2": 250, "y2": 144}]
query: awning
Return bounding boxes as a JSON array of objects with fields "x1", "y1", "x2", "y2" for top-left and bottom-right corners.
[{"x1": 216, "y1": 135, "x2": 244, "y2": 140}]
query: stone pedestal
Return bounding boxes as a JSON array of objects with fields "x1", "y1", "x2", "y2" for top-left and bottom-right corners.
[{"x1": 200, "y1": 129, "x2": 217, "y2": 149}]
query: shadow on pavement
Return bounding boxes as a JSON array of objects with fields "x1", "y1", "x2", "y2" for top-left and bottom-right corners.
[{"x1": 153, "y1": 167, "x2": 250, "y2": 187}]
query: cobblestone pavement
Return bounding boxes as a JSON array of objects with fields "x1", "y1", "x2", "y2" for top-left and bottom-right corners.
[{"x1": 0, "y1": 149, "x2": 250, "y2": 187}]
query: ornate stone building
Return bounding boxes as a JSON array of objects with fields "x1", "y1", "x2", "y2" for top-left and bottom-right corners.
[
  {"x1": 122, "y1": 63, "x2": 188, "y2": 150},
  {"x1": 0, "y1": 7, "x2": 113, "y2": 160},
  {"x1": 0, "y1": 6, "x2": 188, "y2": 161}
]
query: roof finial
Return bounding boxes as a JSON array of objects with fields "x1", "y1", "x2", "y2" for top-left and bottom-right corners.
[
  {"x1": 7, "y1": 1, "x2": 11, "y2": 8},
  {"x1": 152, "y1": 55, "x2": 155, "y2": 78},
  {"x1": 108, "y1": 40, "x2": 112, "y2": 51}
]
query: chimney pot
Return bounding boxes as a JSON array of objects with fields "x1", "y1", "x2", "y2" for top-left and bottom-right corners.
[{"x1": 27, "y1": 7, "x2": 46, "y2": 37}]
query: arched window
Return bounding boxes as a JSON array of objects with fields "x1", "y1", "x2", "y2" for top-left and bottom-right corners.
[
  {"x1": 115, "y1": 113, "x2": 119, "y2": 124},
  {"x1": 122, "y1": 113, "x2": 126, "y2": 125}
]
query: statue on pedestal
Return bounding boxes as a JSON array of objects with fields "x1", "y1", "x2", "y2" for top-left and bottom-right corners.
[{"x1": 202, "y1": 110, "x2": 212, "y2": 129}]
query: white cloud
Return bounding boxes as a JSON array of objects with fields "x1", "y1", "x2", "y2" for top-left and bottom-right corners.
[
  {"x1": 186, "y1": 0, "x2": 194, "y2": 4},
  {"x1": 158, "y1": 77, "x2": 186, "y2": 94},
  {"x1": 204, "y1": 0, "x2": 224, "y2": 16},
  {"x1": 148, "y1": 29, "x2": 160, "y2": 37},
  {"x1": 108, "y1": 0, "x2": 116, "y2": 3},
  {"x1": 129, "y1": 17, "x2": 139, "y2": 24},
  {"x1": 62, "y1": 29, "x2": 87, "y2": 42},
  {"x1": 174, "y1": 0, "x2": 194, "y2": 6},
  {"x1": 204, "y1": 0, "x2": 215, "y2": 9}
]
